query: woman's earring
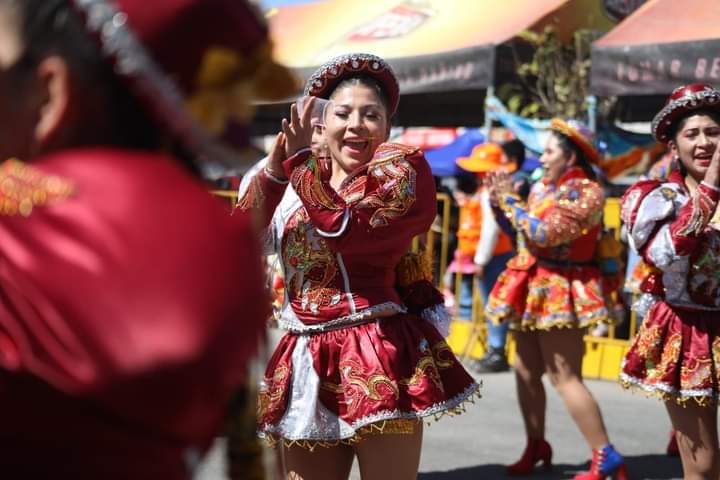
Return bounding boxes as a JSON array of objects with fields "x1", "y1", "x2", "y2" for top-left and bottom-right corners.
[{"x1": 321, "y1": 144, "x2": 330, "y2": 168}]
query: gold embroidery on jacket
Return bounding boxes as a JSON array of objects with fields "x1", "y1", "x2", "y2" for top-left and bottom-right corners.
[
  {"x1": 358, "y1": 158, "x2": 417, "y2": 228},
  {"x1": 0, "y1": 158, "x2": 74, "y2": 217}
]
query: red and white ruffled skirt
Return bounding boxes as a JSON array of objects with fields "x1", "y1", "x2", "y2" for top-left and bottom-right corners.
[
  {"x1": 258, "y1": 313, "x2": 480, "y2": 447},
  {"x1": 621, "y1": 300, "x2": 720, "y2": 406}
]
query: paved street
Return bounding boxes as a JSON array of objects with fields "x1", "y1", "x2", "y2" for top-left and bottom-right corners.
[{"x1": 196, "y1": 366, "x2": 684, "y2": 480}]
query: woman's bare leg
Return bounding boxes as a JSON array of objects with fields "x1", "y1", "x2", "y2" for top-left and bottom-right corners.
[
  {"x1": 665, "y1": 400, "x2": 719, "y2": 480},
  {"x1": 281, "y1": 442, "x2": 354, "y2": 480},
  {"x1": 354, "y1": 422, "x2": 423, "y2": 480},
  {"x1": 538, "y1": 328, "x2": 609, "y2": 449},
  {"x1": 514, "y1": 331, "x2": 547, "y2": 438}
]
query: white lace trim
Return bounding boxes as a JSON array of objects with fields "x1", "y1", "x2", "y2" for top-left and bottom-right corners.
[
  {"x1": 277, "y1": 302, "x2": 407, "y2": 334},
  {"x1": 421, "y1": 303, "x2": 451, "y2": 338},
  {"x1": 259, "y1": 381, "x2": 481, "y2": 442},
  {"x1": 620, "y1": 369, "x2": 716, "y2": 400}
]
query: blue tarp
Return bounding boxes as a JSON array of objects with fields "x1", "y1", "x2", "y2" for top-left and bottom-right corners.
[
  {"x1": 485, "y1": 97, "x2": 551, "y2": 154},
  {"x1": 486, "y1": 96, "x2": 655, "y2": 157},
  {"x1": 596, "y1": 126, "x2": 655, "y2": 157},
  {"x1": 425, "y1": 129, "x2": 485, "y2": 176}
]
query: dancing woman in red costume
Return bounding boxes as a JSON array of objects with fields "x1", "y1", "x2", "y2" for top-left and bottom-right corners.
[
  {"x1": 621, "y1": 83, "x2": 720, "y2": 479},
  {"x1": 238, "y1": 53, "x2": 480, "y2": 480},
  {"x1": 485, "y1": 120, "x2": 625, "y2": 479}
]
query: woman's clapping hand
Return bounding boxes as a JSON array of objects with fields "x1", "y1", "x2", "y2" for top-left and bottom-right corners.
[{"x1": 484, "y1": 171, "x2": 513, "y2": 205}]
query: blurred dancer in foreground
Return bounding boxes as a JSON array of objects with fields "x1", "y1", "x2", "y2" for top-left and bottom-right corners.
[
  {"x1": 0, "y1": 0, "x2": 295, "y2": 478},
  {"x1": 486, "y1": 120, "x2": 624, "y2": 479},
  {"x1": 238, "y1": 53, "x2": 480, "y2": 480},
  {"x1": 621, "y1": 83, "x2": 720, "y2": 479}
]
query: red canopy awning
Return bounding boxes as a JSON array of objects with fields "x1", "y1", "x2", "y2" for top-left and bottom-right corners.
[{"x1": 591, "y1": 0, "x2": 720, "y2": 96}]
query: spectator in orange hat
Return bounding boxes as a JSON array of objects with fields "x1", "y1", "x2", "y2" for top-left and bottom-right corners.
[{"x1": 453, "y1": 142, "x2": 515, "y2": 372}]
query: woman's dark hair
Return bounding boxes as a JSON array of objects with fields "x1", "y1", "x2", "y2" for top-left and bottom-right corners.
[
  {"x1": 669, "y1": 108, "x2": 720, "y2": 142},
  {"x1": 328, "y1": 75, "x2": 392, "y2": 117},
  {"x1": 7, "y1": 0, "x2": 198, "y2": 173},
  {"x1": 501, "y1": 139, "x2": 526, "y2": 169},
  {"x1": 551, "y1": 131, "x2": 597, "y2": 181},
  {"x1": 455, "y1": 174, "x2": 478, "y2": 194}
]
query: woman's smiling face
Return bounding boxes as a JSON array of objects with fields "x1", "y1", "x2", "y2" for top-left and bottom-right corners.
[
  {"x1": 324, "y1": 82, "x2": 390, "y2": 173},
  {"x1": 670, "y1": 112, "x2": 720, "y2": 183},
  {"x1": 540, "y1": 133, "x2": 573, "y2": 184}
]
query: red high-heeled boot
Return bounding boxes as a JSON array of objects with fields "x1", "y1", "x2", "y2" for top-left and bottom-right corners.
[
  {"x1": 574, "y1": 444, "x2": 627, "y2": 480},
  {"x1": 506, "y1": 437, "x2": 553, "y2": 475}
]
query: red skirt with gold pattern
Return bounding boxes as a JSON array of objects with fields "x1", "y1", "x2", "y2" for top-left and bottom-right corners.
[
  {"x1": 257, "y1": 313, "x2": 480, "y2": 447},
  {"x1": 485, "y1": 263, "x2": 608, "y2": 331},
  {"x1": 621, "y1": 300, "x2": 720, "y2": 406}
]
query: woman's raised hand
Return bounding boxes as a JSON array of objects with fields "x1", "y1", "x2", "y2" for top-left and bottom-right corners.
[
  {"x1": 704, "y1": 143, "x2": 720, "y2": 190},
  {"x1": 282, "y1": 97, "x2": 316, "y2": 158}
]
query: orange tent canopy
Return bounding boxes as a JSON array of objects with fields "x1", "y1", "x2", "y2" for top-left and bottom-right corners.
[
  {"x1": 591, "y1": 0, "x2": 720, "y2": 96},
  {"x1": 268, "y1": 0, "x2": 613, "y2": 94}
]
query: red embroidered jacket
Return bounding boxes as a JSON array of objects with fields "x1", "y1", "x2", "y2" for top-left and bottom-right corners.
[
  {"x1": 0, "y1": 149, "x2": 267, "y2": 478},
  {"x1": 621, "y1": 170, "x2": 720, "y2": 309},
  {"x1": 238, "y1": 143, "x2": 436, "y2": 329}
]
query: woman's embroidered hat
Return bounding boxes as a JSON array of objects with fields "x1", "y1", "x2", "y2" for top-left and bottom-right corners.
[
  {"x1": 67, "y1": 0, "x2": 298, "y2": 166},
  {"x1": 652, "y1": 83, "x2": 720, "y2": 143},
  {"x1": 550, "y1": 118, "x2": 600, "y2": 165},
  {"x1": 456, "y1": 143, "x2": 516, "y2": 174},
  {"x1": 304, "y1": 53, "x2": 400, "y2": 115}
]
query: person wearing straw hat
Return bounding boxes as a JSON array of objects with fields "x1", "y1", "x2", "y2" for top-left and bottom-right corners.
[
  {"x1": 485, "y1": 119, "x2": 625, "y2": 479},
  {"x1": 237, "y1": 52, "x2": 480, "y2": 480},
  {"x1": 0, "y1": 0, "x2": 297, "y2": 477},
  {"x1": 621, "y1": 83, "x2": 720, "y2": 479},
  {"x1": 451, "y1": 142, "x2": 514, "y2": 372}
]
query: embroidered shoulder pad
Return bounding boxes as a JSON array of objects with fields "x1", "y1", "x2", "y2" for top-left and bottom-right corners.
[
  {"x1": 371, "y1": 143, "x2": 420, "y2": 165},
  {"x1": 620, "y1": 179, "x2": 662, "y2": 226},
  {"x1": 0, "y1": 159, "x2": 74, "y2": 217}
]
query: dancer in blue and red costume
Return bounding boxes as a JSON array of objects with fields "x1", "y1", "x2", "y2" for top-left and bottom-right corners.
[
  {"x1": 485, "y1": 120, "x2": 625, "y2": 479},
  {"x1": 621, "y1": 83, "x2": 720, "y2": 479}
]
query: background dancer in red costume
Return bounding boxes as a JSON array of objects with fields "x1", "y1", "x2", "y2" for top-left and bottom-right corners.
[
  {"x1": 0, "y1": 0, "x2": 296, "y2": 478},
  {"x1": 238, "y1": 53, "x2": 480, "y2": 480},
  {"x1": 621, "y1": 83, "x2": 720, "y2": 479},
  {"x1": 485, "y1": 120, "x2": 625, "y2": 479}
]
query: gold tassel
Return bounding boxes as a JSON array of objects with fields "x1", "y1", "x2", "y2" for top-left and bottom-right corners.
[
  {"x1": 395, "y1": 251, "x2": 433, "y2": 288},
  {"x1": 185, "y1": 45, "x2": 300, "y2": 135}
]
